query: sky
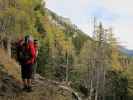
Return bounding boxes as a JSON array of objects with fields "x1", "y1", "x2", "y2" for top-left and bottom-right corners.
[{"x1": 46, "y1": 0, "x2": 133, "y2": 50}]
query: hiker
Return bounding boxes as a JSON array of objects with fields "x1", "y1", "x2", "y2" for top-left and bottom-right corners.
[
  {"x1": 32, "y1": 39, "x2": 39, "y2": 79},
  {"x1": 17, "y1": 35, "x2": 36, "y2": 92}
]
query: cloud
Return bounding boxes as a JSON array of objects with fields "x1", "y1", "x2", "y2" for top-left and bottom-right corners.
[
  {"x1": 112, "y1": 21, "x2": 133, "y2": 49},
  {"x1": 46, "y1": 0, "x2": 93, "y2": 20},
  {"x1": 96, "y1": 0, "x2": 133, "y2": 49},
  {"x1": 100, "y1": 0, "x2": 133, "y2": 15}
]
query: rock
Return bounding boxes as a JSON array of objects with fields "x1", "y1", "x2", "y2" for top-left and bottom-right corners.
[{"x1": 0, "y1": 73, "x2": 22, "y2": 97}]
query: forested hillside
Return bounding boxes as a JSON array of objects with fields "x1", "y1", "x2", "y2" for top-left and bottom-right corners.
[{"x1": 0, "y1": 0, "x2": 133, "y2": 100}]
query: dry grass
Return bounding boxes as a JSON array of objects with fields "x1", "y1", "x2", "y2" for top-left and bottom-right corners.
[{"x1": 0, "y1": 48, "x2": 21, "y2": 81}]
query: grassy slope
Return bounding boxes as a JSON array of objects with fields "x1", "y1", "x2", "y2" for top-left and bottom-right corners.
[{"x1": 0, "y1": 49, "x2": 21, "y2": 81}]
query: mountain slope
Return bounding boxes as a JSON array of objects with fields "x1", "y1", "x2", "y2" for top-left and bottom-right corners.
[
  {"x1": 119, "y1": 47, "x2": 133, "y2": 56},
  {"x1": 44, "y1": 8, "x2": 93, "y2": 53},
  {"x1": 45, "y1": 8, "x2": 92, "y2": 39}
]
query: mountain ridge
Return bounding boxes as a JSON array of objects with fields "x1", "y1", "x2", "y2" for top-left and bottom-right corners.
[{"x1": 119, "y1": 46, "x2": 133, "y2": 56}]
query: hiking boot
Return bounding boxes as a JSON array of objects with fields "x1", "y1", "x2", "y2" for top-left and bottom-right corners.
[
  {"x1": 26, "y1": 86, "x2": 33, "y2": 92},
  {"x1": 22, "y1": 85, "x2": 27, "y2": 91}
]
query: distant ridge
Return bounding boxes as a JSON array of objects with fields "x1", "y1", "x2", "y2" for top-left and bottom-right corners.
[{"x1": 119, "y1": 46, "x2": 133, "y2": 56}]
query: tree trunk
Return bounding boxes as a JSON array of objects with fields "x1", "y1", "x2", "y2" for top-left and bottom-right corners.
[
  {"x1": 0, "y1": 39, "x2": 4, "y2": 48},
  {"x1": 95, "y1": 90, "x2": 98, "y2": 100},
  {"x1": 3, "y1": 37, "x2": 11, "y2": 57},
  {"x1": 89, "y1": 80, "x2": 93, "y2": 100},
  {"x1": 7, "y1": 38, "x2": 11, "y2": 57},
  {"x1": 66, "y1": 52, "x2": 69, "y2": 83}
]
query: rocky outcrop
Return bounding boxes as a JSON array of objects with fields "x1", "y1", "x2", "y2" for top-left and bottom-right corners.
[
  {"x1": 0, "y1": 73, "x2": 82, "y2": 100},
  {"x1": 0, "y1": 70, "x2": 21, "y2": 97}
]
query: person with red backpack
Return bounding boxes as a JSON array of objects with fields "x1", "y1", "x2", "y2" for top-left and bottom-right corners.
[
  {"x1": 17, "y1": 35, "x2": 36, "y2": 92},
  {"x1": 32, "y1": 39, "x2": 39, "y2": 80}
]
